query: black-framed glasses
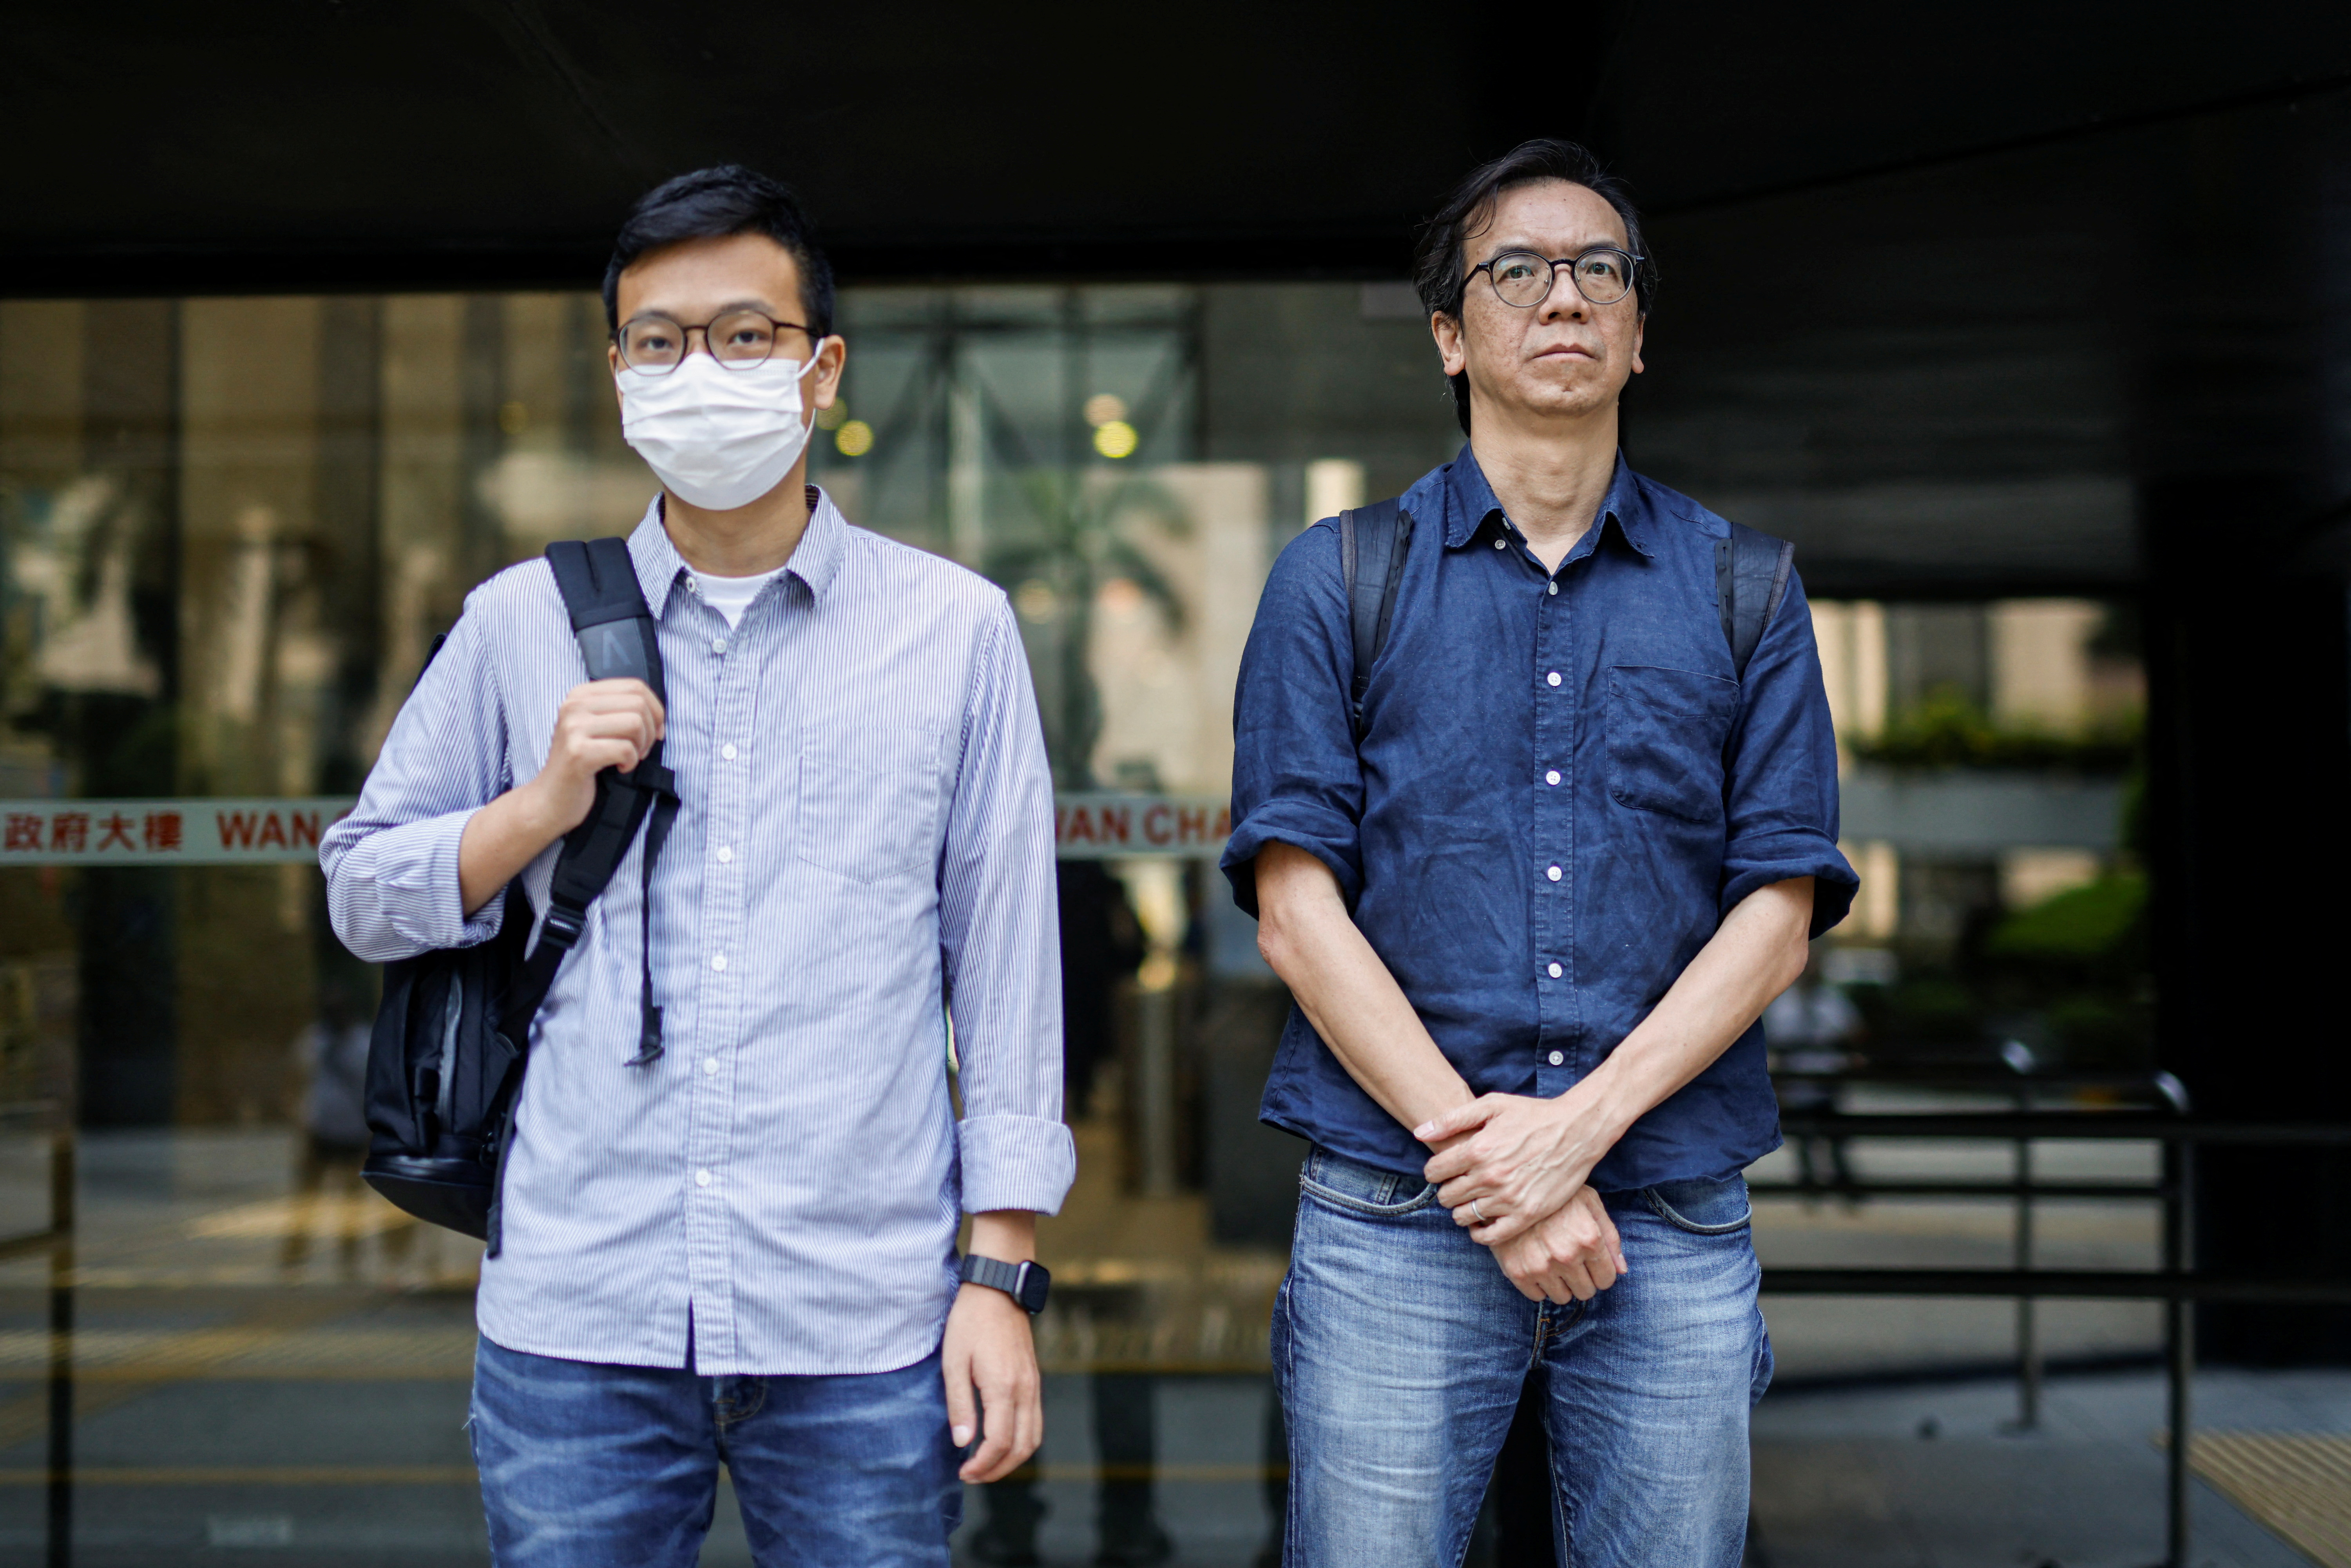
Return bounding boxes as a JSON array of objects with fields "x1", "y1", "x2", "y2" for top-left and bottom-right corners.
[
  {"x1": 1468, "y1": 248, "x2": 1644, "y2": 309},
  {"x1": 614, "y1": 310, "x2": 823, "y2": 374}
]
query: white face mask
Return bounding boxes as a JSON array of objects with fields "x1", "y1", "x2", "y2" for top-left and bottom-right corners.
[{"x1": 616, "y1": 346, "x2": 827, "y2": 511}]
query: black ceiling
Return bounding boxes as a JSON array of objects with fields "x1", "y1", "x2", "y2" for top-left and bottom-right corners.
[{"x1": 6, "y1": 1, "x2": 2349, "y2": 293}]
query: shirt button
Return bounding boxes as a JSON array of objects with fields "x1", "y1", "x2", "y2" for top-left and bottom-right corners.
[
  {"x1": 716, "y1": 845, "x2": 734, "y2": 864},
  {"x1": 1548, "y1": 962, "x2": 1563, "y2": 979},
  {"x1": 1545, "y1": 769, "x2": 1561, "y2": 786},
  {"x1": 694, "y1": 1169, "x2": 712, "y2": 1188},
  {"x1": 712, "y1": 635, "x2": 728, "y2": 654},
  {"x1": 1494, "y1": 538, "x2": 1506, "y2": 550},
  {"x1": 1546, "y1": 865, "x2": 1562, "y2": 882},
  {"x1": 1546, "y1": 671, "x2": 1561, "y2": 687},
  {"x1": 721, "y1": 743, "x2": 738, "y2": 760},
  {"x1": 710, "y1": 953, "x2": 728, "y2": 972},
  {"x1": 703, "y1": 1057, "x2": 719, "y2": 1076},
  {"x1": 1548, "y1": 1051, "x2": 1565, "y2": 1066}
]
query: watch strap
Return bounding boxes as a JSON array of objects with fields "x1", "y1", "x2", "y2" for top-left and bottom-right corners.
[{"x1": 959, "y1": 1253, "x2": 1048, "y2": 1313}]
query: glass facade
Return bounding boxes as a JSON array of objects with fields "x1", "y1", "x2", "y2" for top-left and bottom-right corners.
[{"x1": 0, "y1": 286, "x2": 2148, "y2": 1563}]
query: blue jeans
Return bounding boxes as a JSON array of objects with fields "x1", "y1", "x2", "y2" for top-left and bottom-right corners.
[
  {"x1": 1276, "y1": 1148, "x2": 1771, "y2": 1567},
  {"x1": 469, "y1": 1333, "x2": 963, "y2": 1567}
]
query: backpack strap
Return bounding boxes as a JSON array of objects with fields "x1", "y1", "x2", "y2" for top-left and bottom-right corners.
[
  {"x1": 471, "y1": 539, "x2": 685, "y2": 1255},
  {"x1": 1716, "y1": 521, "x2": 1795, "y2": 681},
  {"x1": 1338, "y1": 498, "x2": 1413, "y2": 739},
  {"x1": 508, "y1": 538, "x2": 679, "y2": 1064}
]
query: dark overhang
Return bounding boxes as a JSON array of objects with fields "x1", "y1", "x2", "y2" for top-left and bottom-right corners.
[{"x1": 5, "y1": 2, "x2": 2348, "y2": 295}]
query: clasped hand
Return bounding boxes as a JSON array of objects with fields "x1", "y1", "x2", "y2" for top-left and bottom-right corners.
[
  {"x1": 529, "y1": 678, "x2": 666, "y2": 833},
  {"x1": 1415, "y1": 1092, "x2": 1628, "y2": 1304}
]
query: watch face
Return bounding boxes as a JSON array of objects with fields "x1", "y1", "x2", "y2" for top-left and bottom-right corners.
[{"x1": 1016, "y1": 1261, "x2": 1051, "y2": 1313}]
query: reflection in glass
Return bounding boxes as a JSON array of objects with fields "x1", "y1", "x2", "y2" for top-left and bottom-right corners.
[
  {"x1": 0, "y1": 285, "x2": 1468, "y2": 1564},
  {"x1": 0, "y1": 284, "x2": 2161, "y2": 1564}
]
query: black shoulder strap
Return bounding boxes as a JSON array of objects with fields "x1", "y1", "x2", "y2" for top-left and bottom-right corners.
[
  {"x1": 1717, "y1": 521, "x2": 1795, "y2": 681},
  {"x1": 482, "y1": 539, "x2": 685, "y2": 1255},
  {"x1": 548, "y1": 537, "x2": 667, "y2": 691},
  {"x1": 505, "y1": 539, "x2": 679, "y2": 1065},
  {"x1": 1338, "y1": 498, "x2": 1413, "y2": 739}
]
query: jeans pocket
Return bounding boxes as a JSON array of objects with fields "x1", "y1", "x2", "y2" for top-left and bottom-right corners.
[
  {"x1": 1606, "y1": 664, "x2": 1737, "y2": 823},
  {"x1": 794, "y1": 723, "x2": 947, "y2": 881},
  {"x1": 1297, "y1": 1148, "x2": 1439, "y2": 1218},
  {"x1": 1643, "y1": 1174, "x2": 1753, "y2": 1234}
]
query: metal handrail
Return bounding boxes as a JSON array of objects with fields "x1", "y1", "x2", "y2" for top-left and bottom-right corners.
[
  {"x1": 1750, "y1": 1179, "x2": 2163, "y2": 1199},
  {"x1": 1779, "y1": 1112, "x2": 2351, "y2": 1143},
  {"x1": 1752, "y1": 1106, "x2": 2351, "y2": 1568},
  {"x1": 1759, "y1": 1268, "x2": 2351, "y2": 1303},
  {"x1": 0, "y1": 1226, "x2": 59, "y2": 1262}
]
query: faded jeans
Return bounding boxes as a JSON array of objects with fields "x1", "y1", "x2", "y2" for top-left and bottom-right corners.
[
  {"x1": 469, "y1": 1333, "x2": 963, "y2": 1568},
  {"x1": 1276, "y1": 1147, "x2": 1772, "y2": 1566}
]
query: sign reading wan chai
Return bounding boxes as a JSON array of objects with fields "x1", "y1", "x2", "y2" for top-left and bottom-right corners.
[
  {"x1": 1052, "y1": 793, "x2": 1231, "y2": 860},
  {"x1": 0, "y1": 794, "x2": 1233, "y2": 866}
]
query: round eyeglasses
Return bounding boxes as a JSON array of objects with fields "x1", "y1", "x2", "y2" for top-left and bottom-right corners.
[
  {"x1": 1468, "y1": 248, "x2": 1643, "y2": 309},
  {"x1": 614, "y1": 310, "x2": 821, "y2": 373}
]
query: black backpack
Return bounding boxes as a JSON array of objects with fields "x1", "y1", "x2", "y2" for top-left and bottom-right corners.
[
  {"x1": 359, "y1": 536, "x2": 680, "y2": 1253},
  {"x1": 1335, "y1": 498, "x2": 1794, "y2": 735}
]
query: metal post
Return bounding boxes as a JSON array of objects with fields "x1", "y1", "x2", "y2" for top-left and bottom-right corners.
[
  {"x1": 46, "y1": 1126, "x2": 74, "y2": 1568},
  {"x1": 2012, "y1": 1132, "x2": 2041, "y2": 1431},
  {"x1": 2162, "y1": 1138, "x2": 2195, "y2": 1568}
]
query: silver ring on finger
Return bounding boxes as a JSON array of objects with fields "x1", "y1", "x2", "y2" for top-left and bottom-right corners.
[{"x1": 1471, "y1": 1198, "x2": 1490, "y2": 1224}]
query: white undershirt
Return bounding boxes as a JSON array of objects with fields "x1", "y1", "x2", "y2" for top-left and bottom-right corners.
[{"x1": 688, "y1": 565, "x2": 786, "y2": 629}]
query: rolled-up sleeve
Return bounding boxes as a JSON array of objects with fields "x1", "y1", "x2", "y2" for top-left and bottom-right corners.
[
  {"x1": 1221, "y1": 521, "x2": 1365, "y2": 917},
  {"x1": 319, "y1": 606, "x2": 513, "y2": 963},
  {"x1": 938, "y1": 600, "x2": 1077, "y2": 1216},
  {"x1": 1717, "y1": 572, "x2": 1859, "y2": 935}
]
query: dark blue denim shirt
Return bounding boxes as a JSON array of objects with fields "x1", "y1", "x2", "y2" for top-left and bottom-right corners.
[{"x1": 1222, "y1": 446, "x2": 1858, "y2": 1190}]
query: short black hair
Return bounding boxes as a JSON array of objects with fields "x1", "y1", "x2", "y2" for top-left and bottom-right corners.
[
  {"x1": 1412, "y1": 139, "x2": 1655, "y2": 436},
  {"x1": 603, "y1": 165, "x2": 836, "y2": 340}
]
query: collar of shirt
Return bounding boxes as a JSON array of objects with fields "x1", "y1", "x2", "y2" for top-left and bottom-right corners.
[
  {"x1": 624, "y1": 484, "x2": 849, "y2": 617},
  {"x1": 1411, "y1": 443, "x2": 1656, "y2": 564}
]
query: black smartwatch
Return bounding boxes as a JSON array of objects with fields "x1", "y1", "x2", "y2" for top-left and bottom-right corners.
[{"x1": 959, "y1": 1253, "x2": 1051, "y2": 1315}]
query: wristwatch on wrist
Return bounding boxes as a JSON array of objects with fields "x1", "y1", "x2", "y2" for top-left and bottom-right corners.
[{"x1": 959, "y1": 1253, "x2": 1051, "y2": 1315}]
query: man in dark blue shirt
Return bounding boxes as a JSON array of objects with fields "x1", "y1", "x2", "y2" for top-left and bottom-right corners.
[{"x1": 1223, "y1": 139, "x2": 1857, "y2": 1566}]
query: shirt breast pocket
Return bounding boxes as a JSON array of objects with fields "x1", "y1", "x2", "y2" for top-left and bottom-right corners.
[
  {"x1": 1606, "y1": 665, "x2": 1739, "y2": 824},
  {"x1": 795, "y1": 723, "x2": 950, "y2": 883}
]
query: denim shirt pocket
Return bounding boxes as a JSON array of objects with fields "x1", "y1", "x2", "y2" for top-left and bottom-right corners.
[
  {"x1": 795, "y1": 722, "x2": 948, "y2": 882},
  {"x1": 1643, "y1": 1174, "x2": 1754, "y2": 1234},
  {"x1": 1606, "y1": 664, "x2": 1739, "y2": 824}
]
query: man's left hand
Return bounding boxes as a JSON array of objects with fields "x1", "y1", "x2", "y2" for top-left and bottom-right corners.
[
  {"x1": 942, "y1": 1280, "x2": 1043, "y2": 1483},
  {"x1": 1490, "y1": 1185, "x2": 1628, "y2": 1303},
  {"x1": 1415, "y1": 1087, "x2": 1622, "y2": 1246}
]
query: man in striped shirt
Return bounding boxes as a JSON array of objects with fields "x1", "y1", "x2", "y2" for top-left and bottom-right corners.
[{"x1": 322, "y1": 166, "x2": 1072, "y2": 1567}]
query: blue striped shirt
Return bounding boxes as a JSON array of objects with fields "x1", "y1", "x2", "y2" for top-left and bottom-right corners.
[{"x1": 322, "y1": 492, "x2": 1074, "y2": 1376}]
